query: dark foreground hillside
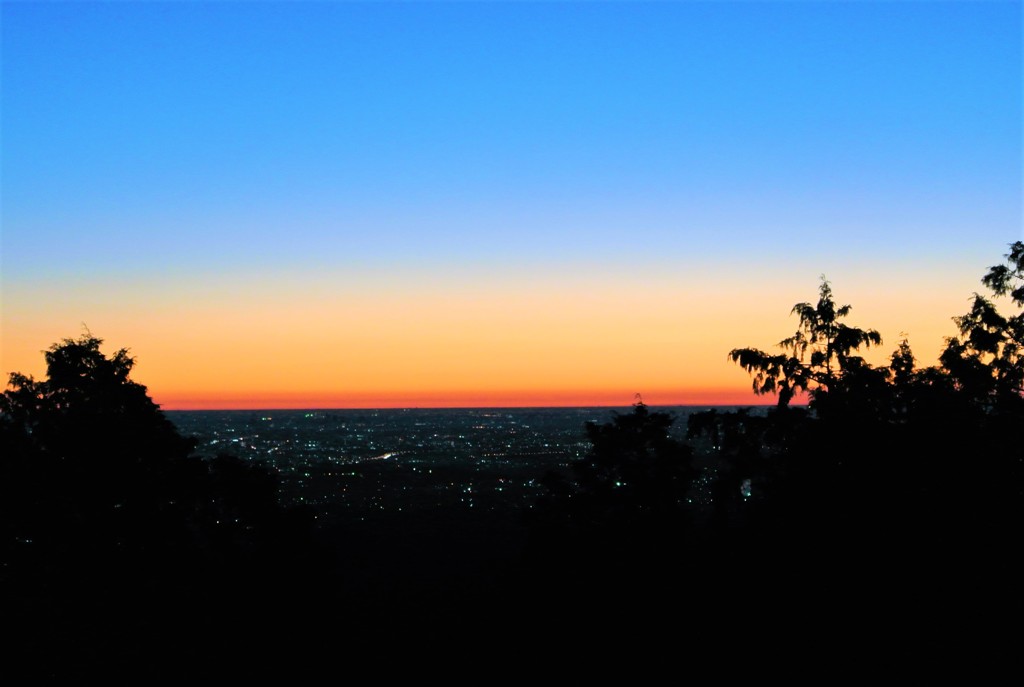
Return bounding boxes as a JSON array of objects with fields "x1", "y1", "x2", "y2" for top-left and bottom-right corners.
[{"x1": 4, "y1": 421, "x2": 1018, "y2": 678}]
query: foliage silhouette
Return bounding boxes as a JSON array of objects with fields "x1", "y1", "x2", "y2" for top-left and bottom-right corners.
[
  {"x1": 684, "y1": 244, "x2": 1024, "y2": 649},
  {"x1": 536, "y1": 401, "x2": 695, "y2": 531},
  {"x1": 526, "y1": 400, "x2": 699, "y2": 607},
  {"x1": 1, "y1": 334, "x2": 318, "y2": 678},
  {"x1": 941, "y1": 241, "x2": 1024, "y2": 411},
  {"x1": 729, "y1": 276, "x2": 882, "y2": 407},
  {"x1": 527, "y1": 244, "x2": 1022, "y2": 651}
]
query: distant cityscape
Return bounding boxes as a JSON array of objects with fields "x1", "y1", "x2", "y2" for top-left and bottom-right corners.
[{"x1": 167, "y1": 406, "x2": 737, "y2": 526}]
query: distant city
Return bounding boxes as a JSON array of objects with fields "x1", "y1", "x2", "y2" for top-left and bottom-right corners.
[{"x1": 166, "y1": 406, "x2": 745, "y2": 526}]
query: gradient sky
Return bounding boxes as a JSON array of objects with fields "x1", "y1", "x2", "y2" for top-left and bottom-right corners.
[{"x1": 2, "y1": 1, "x2": 1021, "y2": 409}]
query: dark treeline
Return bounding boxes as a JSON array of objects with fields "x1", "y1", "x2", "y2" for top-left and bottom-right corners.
[
  {"x1": 528, "y1": 244, "x2": 1023, "y2": 661},
  {"x1": 3, "y1": 243, "x2": 1021, "y2": 676},
  {"x1": 0, "y1": 336, "x2": 323, "y2": 678}
]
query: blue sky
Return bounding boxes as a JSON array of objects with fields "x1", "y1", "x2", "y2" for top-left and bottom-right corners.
[{"x1": 2, "y1": 1, "x2": 1022, "y2": 407}]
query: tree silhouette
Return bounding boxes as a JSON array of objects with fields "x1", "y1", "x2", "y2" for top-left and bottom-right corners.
[
  {"x1": 1, "y1": 334, "x2": 318, "y2": 678},
  {"x1": 2, "y1": 334, "x2": 194, "y2": 463},
  {"x1": 523, "y1": 401, "x2": 701, "y2": 637},
  {"x1": 694, "y1": 250, "x2": 1024, "y2": 650},
  {"x1": 940, "y1": 241, "x2": 1024, "y2": 411},
  {"x1": 529, "y1": 400, "x2": 697, "y2": 586},
  {"x1": 522, "y1": 249, "x2": 1022, "y2": 656},
  {"x1": 729, "y1": 276, "x2": 882, "y2": 407},
  {"x1": 0, "y1": 334, "x2": 313, "y2": 565}
]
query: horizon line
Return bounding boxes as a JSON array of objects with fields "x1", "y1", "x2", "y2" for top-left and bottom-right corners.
[
  {"x1": 152, "y1": 387, "x2": 793, "y2": 411},
  {"x1": 162, "y1": 401, "x2": 787, "y2": 413}
]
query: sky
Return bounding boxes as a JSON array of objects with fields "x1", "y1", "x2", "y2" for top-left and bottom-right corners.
[{"x1": 2, "y1": 0, "x2": 1021, "y2": 410}]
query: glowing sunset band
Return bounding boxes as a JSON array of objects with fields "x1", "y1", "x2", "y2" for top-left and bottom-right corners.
[
  {"x1": 1, "y1": 258, "x2": 991, "y2": 413},
  {"x1": 154, "y1": 387, "x2": 775, "y2": 411}
]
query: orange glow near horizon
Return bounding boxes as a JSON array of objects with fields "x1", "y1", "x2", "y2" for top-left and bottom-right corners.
[
  {"x1": 1, "y1": 260, "x2": 992, "y2": 412},
  {"x1": 153, "y1": 386, "x2": 777, "y2": 411}
]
